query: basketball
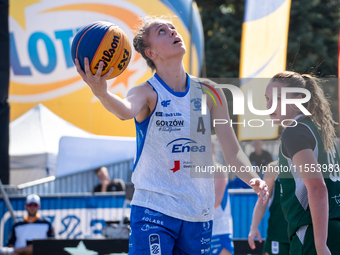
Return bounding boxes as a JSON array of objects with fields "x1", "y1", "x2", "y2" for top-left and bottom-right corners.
[{"x1": 71, "y1": 21, "x2": 132, "y2": 79}]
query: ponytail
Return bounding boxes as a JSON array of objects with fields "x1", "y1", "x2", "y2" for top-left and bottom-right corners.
[
  {"x1": 133, "y1": 21, "x2": 156, "y2": 72},
  {"x1": 271, "y1": 71, "x2": 337, "y2": 152},
  {"x1": 302, "y1": 74, "x2": 337, "y2": 151}
]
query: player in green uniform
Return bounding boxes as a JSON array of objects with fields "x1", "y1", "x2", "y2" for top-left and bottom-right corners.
[
  {"x1": 248, "y1": 161, "x2": 290, "y2": 255},
  {"x1": 265, "y1": 71, "x2": 340, "y2": 255}
]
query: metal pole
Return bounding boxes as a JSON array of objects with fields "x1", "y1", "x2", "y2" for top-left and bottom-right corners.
[
  {"x1": 0, "y1": 179, "x2": 16, "y2": 221},
  {"x1": 189, "y1": 0, "x2": 194, "y2": 74}
]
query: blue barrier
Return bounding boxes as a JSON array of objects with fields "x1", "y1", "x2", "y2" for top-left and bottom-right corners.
[
  {"x1": 0, "y1": 193, "x2": 127, "y2": 246},
  {"x1": 229, "y1": 189, "x2": 270, "y2": 239},
  {"x1": 0, "y1": 191, "x2": 269, "y2": 246}
]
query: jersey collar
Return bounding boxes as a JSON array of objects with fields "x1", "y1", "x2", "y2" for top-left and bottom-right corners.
[
  {"x1": 154, "y1": 73, "x2": 190, "y2": 97},
  {"x1": 24, "y1": 214, "x2": 39, "y2": 223}
]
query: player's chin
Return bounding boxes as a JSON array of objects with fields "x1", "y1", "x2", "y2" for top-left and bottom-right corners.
[
  {"x1": 269, "y1": 114, "x2": 282, "y2": 125},
  {"x1": 175, "y1": 44, "x2": 186, "y2": 53}
]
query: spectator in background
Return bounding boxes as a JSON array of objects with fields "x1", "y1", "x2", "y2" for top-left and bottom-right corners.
[
  {"x1": 249, "y1": 140, "x2": 273, "y2": 178},
  {"x1": 0, "y1": 194, "x2": 54, "y2": 255},
  {"x1": 93, "y1": 166, "x2": 125, "y2": 193},
  {"x1": 229, "y1": 140, "x2": 273, "y2": 189}
]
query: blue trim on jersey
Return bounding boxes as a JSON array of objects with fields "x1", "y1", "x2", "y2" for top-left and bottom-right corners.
[
  {"x1": 220, "y1": 183, "x2": 229, "y2": 211},
  {"x1": 132, "y1": 84, "x2": 158, "y2": 171},
  {"x1": 154, "y1": 73, "x2": 190, "y2": 97},
  {"x1": 195, "y1": 77, "x2": 205, "y2": 95}
]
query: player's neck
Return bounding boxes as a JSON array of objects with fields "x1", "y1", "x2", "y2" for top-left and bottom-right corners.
[
  {"x1": 156, "y1": 63, "x2": 187, "y2": 92},
  {"x1": 26, "y1": 214, "x2": 38, "y2": 222}
]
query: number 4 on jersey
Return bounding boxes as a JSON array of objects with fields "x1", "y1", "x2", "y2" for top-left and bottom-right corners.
[{"x1": 197, "y1": 117, "x2": 206, "y2": 134}]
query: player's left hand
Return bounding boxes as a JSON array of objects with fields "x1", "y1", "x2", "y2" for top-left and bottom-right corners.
[{"x1": 249, "y1": 178, "x2": 269, "y2": 205}]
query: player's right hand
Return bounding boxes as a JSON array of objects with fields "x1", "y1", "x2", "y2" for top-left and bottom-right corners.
[
  {"x1": 315, "y1": 244, "x2": 331, "y2": 255},
  {"x1": 249, "y1": 178, "x2": 269, "y2": 205},
  {"x1": 248, "y1": 227, "x2": 262, "y2": 250},
  {"x1": 75, "y1": 58, "x2": 114, "y2": 99}
]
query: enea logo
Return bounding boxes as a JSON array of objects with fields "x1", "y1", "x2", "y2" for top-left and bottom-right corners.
[
  {"x1": 166, "y1": 138, "x2": 206, "y2": 153},
  {"x1": 161, "y1": 100, "x2": 171, "y2": 107},
  {"x1": 9, "y1": 1, "x2": 145, "y2": 103},
  {"x1": 197, "y1": 82, "x2": 223, "y2": 115}
]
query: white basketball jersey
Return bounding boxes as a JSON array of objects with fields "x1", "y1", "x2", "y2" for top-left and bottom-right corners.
[
  {"x1": 212, "y1": 185, "x2": 233, "y2": 236},
  {"x1": 131, "y1": 73, "x2": 215, "y2": 222}
]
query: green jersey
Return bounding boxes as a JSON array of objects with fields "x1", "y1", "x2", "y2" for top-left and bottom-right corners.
[
  {"x1": 278, "y1": 117, "x2": 340, "y2": 238},
  {"x1": 266, "y1": 177, "x2": 289, "y2": 243}
]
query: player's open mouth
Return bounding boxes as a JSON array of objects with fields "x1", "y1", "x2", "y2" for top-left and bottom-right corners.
[{"x1": 174, "y1": 38, "x2": 181, "y2": 44}]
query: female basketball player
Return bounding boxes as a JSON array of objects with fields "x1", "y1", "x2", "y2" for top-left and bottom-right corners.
[
  {"x1": 265, "y1": 71, "x2": 340, "y2": 255},
  {"x1": 75, "y1": 16, "x2": 268, "y2": 255}
]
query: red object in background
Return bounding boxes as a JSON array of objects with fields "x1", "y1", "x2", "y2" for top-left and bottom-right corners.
[{"x1": 338, "y1": 29, "x2": 340, "y2": 136}]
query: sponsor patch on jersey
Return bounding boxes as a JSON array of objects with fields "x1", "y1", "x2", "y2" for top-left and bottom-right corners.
[
  {"x1": 141, "y1": 224, "x2": 159, "y2": 232},
  {"x1": 144, "y1": 209, "x2": 163, "y2": 217},
  {"x1": 161, "y1": 100, "x2": 171, "y2": 107},
  {"x1": 331, "y1": 194, "x2": 340, "y2": 206},
  {"x1": 201, "y1": 237, "x2": 211, "y2": 245},
  {"x1": 191, "y1": 98, "x2": 201, "y2": 111},
  {"x1": 156, "y1": 119, "x2": 184, "y2": 127},
  {"x1": 149, "y1": 234, "x2": 161, "y2": 254},
  {"x1": 165, "y1": 112, "x2": 182, "y2": 117},
  {"x1": 166, "y1": 138, "x2": 206, "y2": 153},
  {"x1": 156, "y1": 119, "x2": 184, "y2": 132},
  {"x1": 170, "y1": 160, "x2": 180, "y2": 173},
  {"x1": 142, "y1": 217, "x2": 164, "y2": 225},
  {"x1": 203, "y1": 221, "x2": 210, "y2": 231},
  {"x1": 271, "y1": 241, "x2": 279, "y2": 254}
]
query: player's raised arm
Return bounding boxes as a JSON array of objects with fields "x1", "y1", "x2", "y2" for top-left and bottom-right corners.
[
  {"x1": 75, "y1": 58, "x2": 151, "y2": 121},
  {"x1": 207, "y1": 84, "x2": 268, "y2": 204}
]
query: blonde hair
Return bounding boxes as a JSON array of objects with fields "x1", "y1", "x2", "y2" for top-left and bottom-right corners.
[
  {"x1": 270, "y1": 71, "x2": 337, "y2": 152},
  {"x1": 133, "y1": 15, "x2": 174, "y2": 72}
]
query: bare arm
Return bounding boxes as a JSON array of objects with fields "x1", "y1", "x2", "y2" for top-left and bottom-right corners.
[
  {"x1": 75, "y1": 58, "x2": 152, "y2": 120},
  {"x1": 248, "y1": 172, "x2": 276, "y2": 249},
  {"x1": 100, "y1": 180, "x2": 109, "y2": 192},
  {"x1": 209, "y1": 86, "x2": 268, "y2": 204},
  {"x1": 13, "y1": 244, "x2": 33, "y2": 255},
  {"x1": 292, "y1": 149, "x2": 330, "y2": 255}
]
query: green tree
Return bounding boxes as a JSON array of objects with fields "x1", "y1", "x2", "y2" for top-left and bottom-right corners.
[
  {"x1": 196, "y1": 0, "x2": 245, "y2": 78},
  {"x1": 196, "y1": 0, "x2": 340, "y2": 134},
  {"x1": 196, "y1": 0, "x2": 339, "y2": 77},
  {"x1": 287, "y1": 0, "x2": 339, "y2": 77}
]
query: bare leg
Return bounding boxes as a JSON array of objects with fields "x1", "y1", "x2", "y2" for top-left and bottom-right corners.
[{"x1": 219, "y1": 248, "x2": 233, "y2": 255}]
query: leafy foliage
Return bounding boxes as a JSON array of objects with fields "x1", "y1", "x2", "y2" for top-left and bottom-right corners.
[{"x1": 196, "y1": 0, "x2": 340, "y2": 135}]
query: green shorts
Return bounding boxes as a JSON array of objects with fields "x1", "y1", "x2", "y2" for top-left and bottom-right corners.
[
  {"x1": 290, "y1": 220, "x2": 340, "y2": 255},
  {"x1": 262, "y1": 239, "x2": 289, "y2": 255}
]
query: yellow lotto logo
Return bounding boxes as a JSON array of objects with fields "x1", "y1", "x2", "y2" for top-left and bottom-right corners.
[{"x1": 9, "y1": 0, "x2": 203, "y2": 137}]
